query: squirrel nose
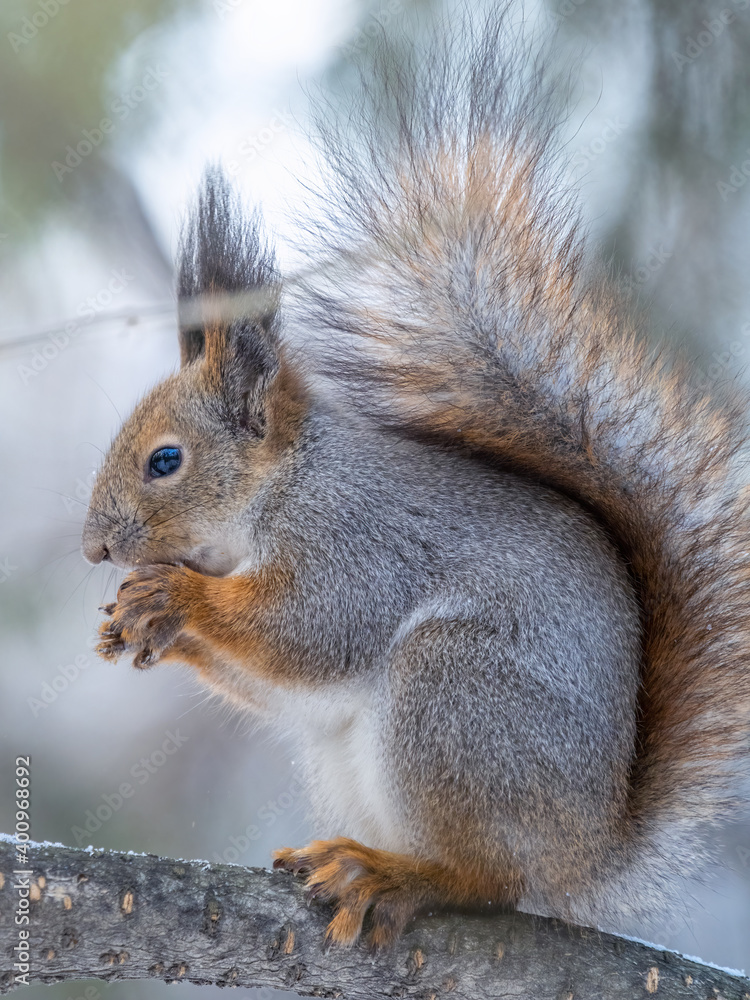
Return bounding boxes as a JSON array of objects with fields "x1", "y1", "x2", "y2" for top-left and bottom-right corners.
[{"x1": 82, "y1": 542, "x2": 110, "y2": 565}]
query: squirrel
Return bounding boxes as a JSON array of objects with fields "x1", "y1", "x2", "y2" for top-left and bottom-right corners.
[{"x1": 81, "y1": 12, "x2": 750, "y2": 947}]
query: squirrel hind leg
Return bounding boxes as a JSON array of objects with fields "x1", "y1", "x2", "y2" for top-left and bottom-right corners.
[{"x1": 272, "y1": 837, "x2": 519, "y2": 948}]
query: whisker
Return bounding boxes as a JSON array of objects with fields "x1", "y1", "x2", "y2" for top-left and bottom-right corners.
[
  {"x1": 35, "y1": 548, "x2": 85, "y2": 603},
  {"x1": 85, "y1": 561, "x2": 120, "y2": 620},
  {"x1": 83, "y1": 560, "x2": 97, "y2": 614},
  {"x1": 105, "y1": 566, "x2": 118, "y2": 600},
  {"x1": 32, "y1": 487, "x2": 120, "y2": 527},
  {"x1": 37, "y1": 554, "x2": 92, "y2": 610},
  {"x1": 39, "y1": 547, "x2": 82, "y2": 571},
  {"x1": 86, "y1": 373, "x2": 122, "y2": 422},
  {"x1": 151, "y1": 500, "x2": 212, "y2": 529},
  {"x1": 110, "y1": 493, "x2": 128, "y2": 525},
  {"x1": 56, "y1": 564, "x2": 97, "y2": 617},
  {"x1": 39, "y1": 516, "x2": 89, "y2": 527},
  {"x1": 143, "y1": 501, "x2": 169, "y2": 526}
]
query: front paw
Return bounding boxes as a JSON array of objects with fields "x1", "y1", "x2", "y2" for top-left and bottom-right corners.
[{"x1": 96, "y1": 564, "x2": 197, "y2": 668}]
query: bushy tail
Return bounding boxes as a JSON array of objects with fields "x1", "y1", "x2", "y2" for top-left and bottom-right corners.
[{"x1": 299, "y1": 9, "x2": 750, "y2": 887}]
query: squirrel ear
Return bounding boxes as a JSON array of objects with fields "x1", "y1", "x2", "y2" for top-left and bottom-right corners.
[
  {"x1": 176, "y1": 167, "x2": 282, "y2": 432},
  {"x1": 179, "y1": 326, "x2": 205, "y2": 366},
  {"x1": 204, "y1": 305, "x2": 281, "y2": 436}
]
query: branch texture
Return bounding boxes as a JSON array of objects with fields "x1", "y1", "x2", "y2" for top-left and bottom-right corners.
[{"x1": 1, "y1": 841, "x2": 749, "y2": 998}]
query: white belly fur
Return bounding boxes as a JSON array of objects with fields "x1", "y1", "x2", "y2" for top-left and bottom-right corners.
[
  {"x1": 294, "y1": 687, "x2": 406, "y2": 851},
  {"x1": 188, "y1": 643, "x2": 406, "y2": 851}
]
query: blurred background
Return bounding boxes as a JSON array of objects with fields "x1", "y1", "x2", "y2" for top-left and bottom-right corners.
[{"x1": 1, "y1": 0, "x2": 749, "y2": 996}]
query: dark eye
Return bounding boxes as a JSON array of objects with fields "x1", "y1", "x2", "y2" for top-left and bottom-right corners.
[{"x1": 148, "y1": 447, "x2": 182, "y2": 478}]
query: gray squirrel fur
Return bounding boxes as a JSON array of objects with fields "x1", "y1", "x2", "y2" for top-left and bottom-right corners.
[{"x1": 81, "y1": 9, "x2": 750, "y2": 944}]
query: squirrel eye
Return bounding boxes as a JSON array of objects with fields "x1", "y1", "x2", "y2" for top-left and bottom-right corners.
[{"x1": 148, "y1": 446, "x2": 182, "y2": 478}]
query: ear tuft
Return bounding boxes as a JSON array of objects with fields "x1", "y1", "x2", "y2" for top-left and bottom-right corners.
[{"x1": 176, "y1": 166, "x2": 281, "y2": 371}]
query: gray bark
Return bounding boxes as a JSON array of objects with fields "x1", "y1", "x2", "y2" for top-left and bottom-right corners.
[{"x1": 1, "y1": 840, "x2": 749, "y2": 999}]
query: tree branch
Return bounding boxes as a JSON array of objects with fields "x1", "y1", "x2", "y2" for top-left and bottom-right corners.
[{"x1": 1, "y1": 841, "x2": 748, "y2": 999}]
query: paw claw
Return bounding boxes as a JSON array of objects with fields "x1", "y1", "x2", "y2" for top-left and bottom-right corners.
[
  {"x1": 133, "y1": 647, "x2": 157, "y2": 670},
  {"x1": 96, "y1": 639, "x2": 125, "y2": 660},
  {"x1": 93, "y1": 564, "x2": 189, "y2": 667},
  {"x1": 271, "y1": 838, "x2": 423, "y2": 948},
  {"x1": 308, "y1": 880, "x2": 329, "y2": 899},
  {"x1": 272, "y1": 848, "x2": 310, "y2": 876}
]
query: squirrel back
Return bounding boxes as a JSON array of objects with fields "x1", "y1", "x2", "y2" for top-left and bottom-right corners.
[{"x1": 298, "y1": 12, "x2": 750, "y2": 885}]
